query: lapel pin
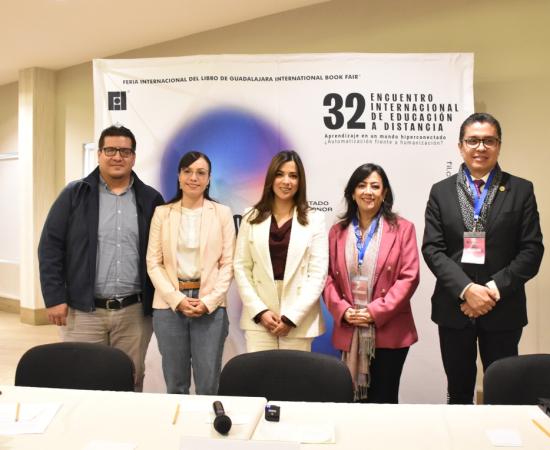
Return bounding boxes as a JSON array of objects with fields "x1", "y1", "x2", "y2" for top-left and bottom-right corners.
[{"x1": 499, "y1": 186, "x2": 506, "y2": 192}]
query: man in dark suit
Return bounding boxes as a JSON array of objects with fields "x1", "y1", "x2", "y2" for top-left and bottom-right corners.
[{"x1": 422, "y1": 112, "x2": 544, "y2": 404}]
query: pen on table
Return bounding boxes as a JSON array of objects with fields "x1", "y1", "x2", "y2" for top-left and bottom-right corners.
[
  {"x1": 172, "y1": 403, "x2": 180, "y2": 425},
  {"x1": 532, "y1": 419, "x2": 550, "y2": 438},
  {"x1": 15, "y1": 402, "x2": 20, "y2": 422}
]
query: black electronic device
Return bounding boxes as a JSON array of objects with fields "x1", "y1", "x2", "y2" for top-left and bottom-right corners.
[{"x1": 265, "y1": 404, "x2": 280, "y2": 422}]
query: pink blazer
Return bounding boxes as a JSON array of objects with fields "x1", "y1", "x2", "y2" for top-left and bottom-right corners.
[
  {"x1": 147, "y1": 200, "x2": 235, "y2": 312},
  {"x1": 323, "y1": 217, "x2": 419, "y2": 351}
]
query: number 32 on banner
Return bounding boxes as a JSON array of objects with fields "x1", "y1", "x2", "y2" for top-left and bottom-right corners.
[{"x1": 323, "y1": 93, "x2": 366, "y2": 130}]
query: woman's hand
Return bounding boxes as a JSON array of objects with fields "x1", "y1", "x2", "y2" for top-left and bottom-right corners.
[
  {"x1": 272, "y1": 321, "x2": 292, "y2": 337},
  {"x1": 343, "y1": 308, "x2": 356, "y2": 324},
  {"x1": 344, "y1": 307, "x2": 374, "y2": 326},
  {"x1": 177, "y1": 298, "x2": 207, "y2": 317},
  {"x1": 259, "y1": 310, "x2": 281, "y2": 332},
  {"x1": 191, "y1": 299, "x2": 208, "y2": 316}
]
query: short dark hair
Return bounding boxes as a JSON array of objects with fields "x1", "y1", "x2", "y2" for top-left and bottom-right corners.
[
  {"x1": 339, "y1": 163, "x2": 397, "y2": 228},
  {"x1": 168, "y1": 151, "x2": 213, "y2": 204},
  {"x1": 459, "y1": 113, "x2": 502, "y2": 142},
  {"x1": 248, "y1": 150, "x2": 309, "y2": 226},
  {"x1": 98, "y1": 125, "x2": 137, "y2": 150}
]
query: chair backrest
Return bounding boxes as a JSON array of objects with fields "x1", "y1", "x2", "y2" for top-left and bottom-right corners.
[
  {"x1": 218, "y1": 349, "x2": 353, "y2": 402},
  {"x1": 15, "y1": 342, "x2": 135, "y2": 391},
  {"x1": 483, "y1": 354, "x2": 550, "y2": 405}
]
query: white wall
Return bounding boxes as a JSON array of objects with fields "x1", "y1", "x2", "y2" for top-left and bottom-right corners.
[{"x1": 0, "y1": 82, "x2": 19, "y2": 300}]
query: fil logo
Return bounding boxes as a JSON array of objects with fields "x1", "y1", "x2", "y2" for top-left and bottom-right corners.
[{"x1": 108, "y1": 91, "x2": 127, "y2": 110}]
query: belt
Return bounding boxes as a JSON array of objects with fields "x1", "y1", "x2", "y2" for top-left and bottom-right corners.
[
  {"x1": 178, "y1": 280, "x2": 201, "y2": 290},
  {"x1": 94, "y1": 294, "x2": 140, "y2": 310}
]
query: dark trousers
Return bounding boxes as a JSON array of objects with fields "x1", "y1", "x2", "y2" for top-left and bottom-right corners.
[
  {"x1": 438, "y1": 324, "x2": 522, "y2": 404},
  {"x1": 362, "y1": 347, "x2": 409, "y2": 404}
]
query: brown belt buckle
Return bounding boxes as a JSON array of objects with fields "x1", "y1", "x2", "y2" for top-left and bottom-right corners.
[{"x1": 178, "y1": 280, "x2": 200, "y2": 290}]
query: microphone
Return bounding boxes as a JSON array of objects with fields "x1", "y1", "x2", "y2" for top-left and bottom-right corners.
[{"x1": 212, "y1": 401, "x2": 232, "y2": 435}]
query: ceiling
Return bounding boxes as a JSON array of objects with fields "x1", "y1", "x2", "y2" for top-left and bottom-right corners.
[{"x1": 0, "y1": 0, "x2": 327, "y2": 86}]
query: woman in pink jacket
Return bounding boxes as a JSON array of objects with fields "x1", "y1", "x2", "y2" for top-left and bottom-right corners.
[{"x1": 323, "y1": 163, "x2": 419, "y2": 403}]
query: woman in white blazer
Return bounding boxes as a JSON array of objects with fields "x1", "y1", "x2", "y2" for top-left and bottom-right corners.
[
  {"x1": 147, "y1": 151, "x2": 235, "y2": 395},
  {"x1": 234, "y1": 150, "x2": 328, "y2": 352}
]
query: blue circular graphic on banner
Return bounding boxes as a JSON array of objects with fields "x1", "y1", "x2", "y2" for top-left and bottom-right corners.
[{"x1": 161, "y1": 108, "x2": 289, "y2": 210}]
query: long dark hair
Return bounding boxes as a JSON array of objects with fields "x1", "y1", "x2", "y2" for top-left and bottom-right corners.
[
  {"x1": 339, "y1": 163, "x2": 397, "y2": 228},
  {"x1": 167, "y1": 151, "x2": 214, "y2": 204},
  {"x1": 248, "y1": 150, "x2": 309, "y2": 226}
]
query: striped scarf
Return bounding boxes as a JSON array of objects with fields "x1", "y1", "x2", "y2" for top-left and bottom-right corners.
[{"x1": 343, "y1": 218, "x2": 383, "y2": 401}]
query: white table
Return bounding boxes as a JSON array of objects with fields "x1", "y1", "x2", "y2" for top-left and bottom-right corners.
[
  {"x1": 252, "y1": 401, "x2": 550, "y2": 449},
  {"x1": 0, "y1": 385, "x2": 265, "y2": 449},
  {"x1": 1, "y1": 385, "x2": 550, "y2": 449}
]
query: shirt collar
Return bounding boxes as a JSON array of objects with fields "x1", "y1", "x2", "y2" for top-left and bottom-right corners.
[
  {"x1": 471, "y1": 172, "x2": 490, "y2": 183},
  {"x1": 99, "y1": 174, "x2": 134, "y2": 194}
]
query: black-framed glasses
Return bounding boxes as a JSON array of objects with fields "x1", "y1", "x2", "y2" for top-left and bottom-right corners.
[
  {"x1": 462, "y1": 137, "x2": 501, "y2": 149},
  {"x1": 101, "y1": 147, "x2": 135, "y2": 158}
]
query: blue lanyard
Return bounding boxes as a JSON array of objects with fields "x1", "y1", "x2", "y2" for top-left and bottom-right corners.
[
  {"x1": 464, "y1": 167, "x2": 496, "y2": 222},
  {"x1": 352, "y1": 214, "x2": 380, "y2": 267}
]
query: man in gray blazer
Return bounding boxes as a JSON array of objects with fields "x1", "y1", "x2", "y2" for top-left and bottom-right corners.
[{"x1": 422, "y1": 112, "x2": 543, "y2": 404}]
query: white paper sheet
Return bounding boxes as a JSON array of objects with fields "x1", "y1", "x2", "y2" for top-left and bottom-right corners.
[
  {"x1": 255, "y1": 421, "x2": 335, "y2": 444},
  {"x1": 486, "y1": 429, "x2": 523, "y2": 447},
  {"x1": 0, "y1": 402, "x2": 62, "y2": 435},
  {"x1": 177, "y1": 399, "x2": 253, "y2": 426}
]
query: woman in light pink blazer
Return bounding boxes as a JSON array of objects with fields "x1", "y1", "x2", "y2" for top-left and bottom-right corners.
[
  {"x1": 147, "y1": 151, "x2": 235, "y2": 395},
  {"x1": 324, "y1": 163, "x2": 419, "y2": 403}
]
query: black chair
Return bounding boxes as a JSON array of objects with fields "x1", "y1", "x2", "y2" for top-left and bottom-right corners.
[
  {"x1": 483, "y1": 354, "x2": 550, "y2": 405},
  {"x1": 218, "y1": 349, "x2": 354, "y2": 402},
  {"x1": 15, "y1": 342, "x2": 135, "y2": 391}
]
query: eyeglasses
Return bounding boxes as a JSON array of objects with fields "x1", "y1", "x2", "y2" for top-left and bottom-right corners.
[
  {"x1": 101, "y1": 147, "x2": 135, "y2": 158},
  {"x1": 462, "y1": 137, "x2": 501, "y2": 149},
  {"x1": 181, "y1": 168, "x2": 209, "y2": 178}
]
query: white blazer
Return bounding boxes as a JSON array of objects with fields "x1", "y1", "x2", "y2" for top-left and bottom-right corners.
[{"x1": 234, "y1": 208, "x2": 328, "y2": 338}]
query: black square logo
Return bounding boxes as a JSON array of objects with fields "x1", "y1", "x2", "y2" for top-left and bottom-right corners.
[{"x1": 108, "y1": 91, "x2": 127, "y2": 110}]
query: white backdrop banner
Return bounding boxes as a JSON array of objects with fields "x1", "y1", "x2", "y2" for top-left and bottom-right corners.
[{"x1": 93, "y1": 53, "x2": 474, "y2": 402}]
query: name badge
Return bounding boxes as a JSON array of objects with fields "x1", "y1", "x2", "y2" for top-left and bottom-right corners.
[
  {"x1": 461, "y1": 231, "x2": 486, "y2": 264},
  {"x1": 351, "y1": 275, "x2": 368, "y2": 308}
]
